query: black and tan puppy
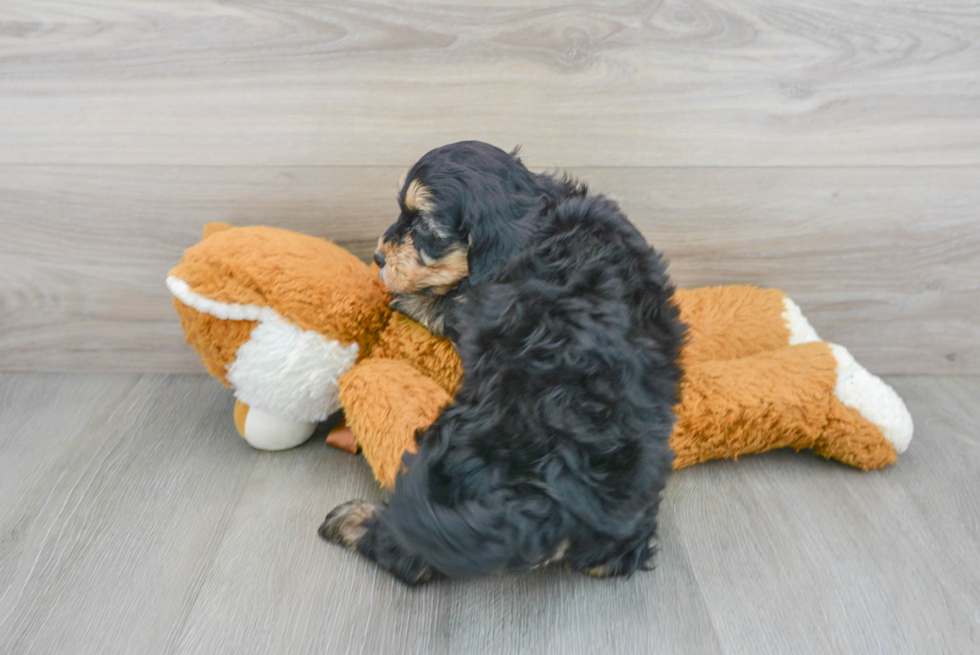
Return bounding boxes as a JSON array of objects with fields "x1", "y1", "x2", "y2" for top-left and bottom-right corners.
[{"x1": 320, "y1": 141, "x2": 685, "y2": 584}]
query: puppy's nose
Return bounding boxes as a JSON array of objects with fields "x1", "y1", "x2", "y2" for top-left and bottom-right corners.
[{"x1": 373, "y1": 251, "x2": 386, "y2": 268}]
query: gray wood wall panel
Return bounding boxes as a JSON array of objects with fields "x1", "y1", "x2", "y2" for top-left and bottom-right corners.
[
  {"x1": 1, "y1": 1, "x2": 978, "y2": 167},
  {"x1": 2, "y1": 165, "x2": 977, "y2": 374},
  {"x1": 1, "y1": 0, "x2": 978, "y2": 373}
]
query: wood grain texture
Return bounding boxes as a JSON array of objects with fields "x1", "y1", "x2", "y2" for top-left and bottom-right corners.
[
  {"x1": 174, "y1": 446, "x2": 722, "y2": 655},
  {"x1": 0, "y1": 372, "x2": 136, "y2": 630},
  {"x1": 2, "y1": 165, "x2": 977, "y2": 374},
  {"x1": 0, "y1": 373, "x2": 259, "y2": 655},
  {"x1": 673, "y1": 375, "x2": 980, "y2": 654},
  {"x1": 1, "y1": 1, "x2": 978, "y2": 167},
  {"x1": 1, "y1": 372, "x2": 978, "y2": 654}
]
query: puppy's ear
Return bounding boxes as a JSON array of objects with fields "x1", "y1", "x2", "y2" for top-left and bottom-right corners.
[
  {"x1": 461, "y1": 158, "x2": 544, "y2": 286},
  {"x1": 462, "y1": 192, "x2": 535, "y2": 286}
]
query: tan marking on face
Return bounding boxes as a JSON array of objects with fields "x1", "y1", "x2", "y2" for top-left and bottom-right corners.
[
  {"x1": 379, "y1": 235, "x2": 468, "y2": 294},
  {"x1": 404, "y1": 178, "x2": 434, "y2": 213},
  {"x1": 397, "y1": 169, "x2": 409, "y2": 191}
]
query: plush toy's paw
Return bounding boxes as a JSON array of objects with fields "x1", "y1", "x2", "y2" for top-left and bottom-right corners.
[
  {"x1": 339, "y1": 358, "x2": 453, "y2": 488},
  {"x1": 325, "y1": 424, "x2": 359, "y2": 454},
  {"x1": 318, "y1": 500, "x2": 380, "y2": 550},
  {"x1": 814, "y1": 344, "x2": 914, "y2": 470},
  {"x1": 830, "y1": 344, "x2": 914, "y2": 454},
  {"x1": 233, "y1": 401, "x2": 316, "y2": 451}
]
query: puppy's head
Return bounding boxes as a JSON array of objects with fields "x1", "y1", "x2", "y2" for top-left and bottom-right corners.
[
  {"x1": 374, "y1": 174, "x2": 469, "y2": 295},
  {"x1": 376, "y1": 141, "x2": 549, "y2": 293}
]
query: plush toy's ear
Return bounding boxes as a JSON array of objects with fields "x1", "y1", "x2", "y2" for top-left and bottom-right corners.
[{"x1": 203, "y1": 222, "x2": 234, "y2": 238}]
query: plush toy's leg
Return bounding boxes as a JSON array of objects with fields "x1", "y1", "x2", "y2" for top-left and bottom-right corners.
[
  {"x1": 673, "y1": 286, "x2": 820, "y2": 366},
  {"x1": 338, "y1": 359, "x2": 453, "y2": 488},
  {"x1": 232, "y1": 400, "x2": 317, "y2": 451},
  {"x1": 326, "y1": 419, "x2": 359, "y2": 454},
  {"x1": 671, "y1": 341, "x2": 913, "y2": 470}
]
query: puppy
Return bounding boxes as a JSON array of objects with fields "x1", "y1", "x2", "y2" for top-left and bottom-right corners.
[{"x1": 320, "y1": 141, "x2": 685, "y2": 584}]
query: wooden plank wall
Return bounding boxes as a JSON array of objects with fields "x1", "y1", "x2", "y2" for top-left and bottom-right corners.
[{"x1": 1, "y1": 0, "x2": 978, "y2": 374}]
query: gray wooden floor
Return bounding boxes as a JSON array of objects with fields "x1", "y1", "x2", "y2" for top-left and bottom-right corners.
[{"x1": 1, "y1": 372, "x2": 977, "y2": 654}]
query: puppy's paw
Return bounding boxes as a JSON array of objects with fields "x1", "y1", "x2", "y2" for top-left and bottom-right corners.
[
  {"x1": 583, "y1": 563, "x2": 615, "y2": 578},
  {"x1": 318, "y1": 500, "x2": 380, "y2": 550},
  {"x1": 581, "y1": 561, "x2": 633, "y2": 579}
]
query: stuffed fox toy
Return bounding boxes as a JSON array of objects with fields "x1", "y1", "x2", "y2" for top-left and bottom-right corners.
[{"x1": 168, "y1": 224, "x2": 912, "y2": 487}]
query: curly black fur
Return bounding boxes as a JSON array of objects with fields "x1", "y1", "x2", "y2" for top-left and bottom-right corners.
[{"x1": 320, "y1": 141, "x2": 685, "y2": 584}]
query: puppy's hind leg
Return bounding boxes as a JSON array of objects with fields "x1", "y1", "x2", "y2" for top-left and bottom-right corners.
[
  {"x1": 319, "y1": 500, "x2": 440, "y2": 586},
  {"x1": 577, "y1": 509, "x2": 661, "y2": 579},
  {"x1": 580, "y1": 538, "x2": 658, "y2": 579}
]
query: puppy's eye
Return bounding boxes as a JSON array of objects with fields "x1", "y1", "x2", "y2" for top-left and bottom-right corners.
[{"x1": 413, "y1": 221, "x2": 432, "y2": 236}]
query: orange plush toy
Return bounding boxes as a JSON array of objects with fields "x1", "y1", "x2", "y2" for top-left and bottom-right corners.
[{"x1": 168, "y1": 224, "x2": 912, "y2": 488}]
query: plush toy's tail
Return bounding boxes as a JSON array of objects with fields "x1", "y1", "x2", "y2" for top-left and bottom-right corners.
[{"x1": 203, "y1": 221, "x2": 234, "y2": 238}]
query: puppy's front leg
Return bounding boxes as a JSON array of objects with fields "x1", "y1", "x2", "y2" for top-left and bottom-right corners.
[{"x1": 319, "y1": 500, "x2": 439, "y2": 586}]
